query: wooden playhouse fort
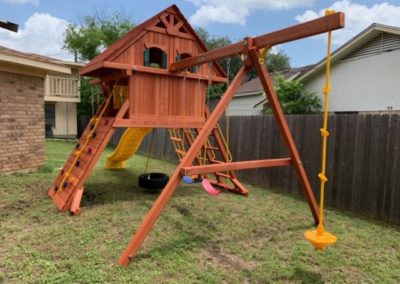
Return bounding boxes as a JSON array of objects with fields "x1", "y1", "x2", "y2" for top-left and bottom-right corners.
[{"x1": 47, "y1": 5, "x2": 345, "y2": 267}]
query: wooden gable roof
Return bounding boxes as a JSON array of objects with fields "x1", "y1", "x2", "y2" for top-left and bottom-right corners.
[{"x1": 80, "y1": 4, "x2": 225, "y2": 77}]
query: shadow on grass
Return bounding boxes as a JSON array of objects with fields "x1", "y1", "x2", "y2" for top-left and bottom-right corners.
[
  {"x1": 292, "y1": 266, "x2": 323, "y2": 284},
  {"x1": 80, "y1": 169, "x2": 201, "y2": 208},
  {"x1": 135, "y1": 208, "x2": 216, "y2": 262}
]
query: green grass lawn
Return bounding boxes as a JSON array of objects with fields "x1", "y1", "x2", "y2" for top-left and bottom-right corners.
[{"x1": 1, "y1": 140, "x2": 400, "y2": 283}]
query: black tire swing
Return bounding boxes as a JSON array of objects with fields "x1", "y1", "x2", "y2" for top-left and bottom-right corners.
[{"x1": 138, "y1": 129, "x2": 169, "y2": 194}]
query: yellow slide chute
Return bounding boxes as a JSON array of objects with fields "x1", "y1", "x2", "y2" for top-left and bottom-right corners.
[{"x1": 105, "y1": 128, "x2": 152, "y2": 169}]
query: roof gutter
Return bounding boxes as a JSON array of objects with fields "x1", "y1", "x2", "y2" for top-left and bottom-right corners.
[{"x1": 0, "y1": 53, "x2": 71, "y2": 74}]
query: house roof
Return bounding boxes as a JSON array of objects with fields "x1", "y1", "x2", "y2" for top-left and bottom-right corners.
[
  {"x1": 80, "y1": 4, "x2": 225, "y2": 77},
  {"x1": 0, "y1": 46, "x2": 83, "y2": 74},
  {"x1": 235, "y1": 64, "x2": 315, "y2": 96},
  {"x1": 299, "y1": 23, "x2": 400, "y2": 81}
]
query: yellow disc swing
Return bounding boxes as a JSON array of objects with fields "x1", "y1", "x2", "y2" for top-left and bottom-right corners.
[{"x1": 304, "y1": 9, "x2": 337, "y2": 250}]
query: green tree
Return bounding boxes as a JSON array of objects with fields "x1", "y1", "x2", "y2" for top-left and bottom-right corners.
[
  {"x1": 247, "y1": 49, "x2": 291, "y2": 80},
  {"x1": 266, "y1": 50, "x2": 291, "y2": 73},
  {"x1": 64, "y1": 12, "x2": 133, "y2": 62},
  {"x1": 63, "y1": 12, "x2": 134, "y2": 115},
  {"x1": 265, "y1": 75, "x2": 322, "y2": 114},
  {"x1": 196, "y1": 27, "x2": 292, "y2": 98},
  {"x1": 196, "y1": 27, "x2": 241, "y2": 80},
  {"x1": 196, "y1": 27, "x2": 243, "y2": 99}
]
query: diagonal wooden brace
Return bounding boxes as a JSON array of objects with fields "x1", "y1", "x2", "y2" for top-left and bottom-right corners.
[
  {"x1": 248, "y1": 48, "x2": 320, "y2": 224},
  {"x1": 118, "y1": 66, "x2": 250, "y2": 267}
]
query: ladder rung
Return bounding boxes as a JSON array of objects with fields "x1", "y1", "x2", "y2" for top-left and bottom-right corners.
[
  {"x1": 175, "y1": 149, "x2": 186, "y2": 156},
  {"x1": 210, "y1": 159, "x2": 224, "y2": 164},
  {"x1": 215, "y1": 172, "x2": 231, "y2": 179},
  {"x1": 205, "y1": 146, "x2": 219, "y2": 151},
  {"x1": 170, "y1": 137, "x2": 183, "y2": 142}
]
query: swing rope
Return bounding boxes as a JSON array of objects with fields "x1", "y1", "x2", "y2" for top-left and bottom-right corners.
[
  {"x1": 144, "y1": 129, "x2": 156, "y2": 175},
  {"x1": 304, "y1": 9, "x2": 337, "y2": 250}
]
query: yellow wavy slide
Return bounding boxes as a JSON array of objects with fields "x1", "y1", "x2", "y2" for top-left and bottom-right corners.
[{"x1": 105, "y1": 127, "x2": 152, "y2": 169}]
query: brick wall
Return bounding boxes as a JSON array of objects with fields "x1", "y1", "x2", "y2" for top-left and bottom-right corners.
[{"x1": 0, "y1": 71, "x2": 45, "y2": 174}]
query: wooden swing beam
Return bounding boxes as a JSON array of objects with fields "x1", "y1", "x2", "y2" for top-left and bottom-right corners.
[
  {"x1": 170, "y1": 12, "x2": 344, "y2": 71},
  {"x1": 118, "y1": 12, "x2": 345, "y2": 267}
]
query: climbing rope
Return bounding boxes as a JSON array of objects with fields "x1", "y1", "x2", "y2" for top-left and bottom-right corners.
[{"x1": 304, "y1": 9, "x2": 337, "y2": 250}]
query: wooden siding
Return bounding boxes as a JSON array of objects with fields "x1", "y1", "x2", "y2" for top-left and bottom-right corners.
[
  {"x1": 109, "y1": 15, "x2": 218, "y2": 127},
  {"x1": 303, "y1": 48, "x2": 400, "y2": 112},
  {"x1": 343, "y1": 32, "x2": 400, "y2": 61},
  {"x1": 228, "y1": 93, "x2": 265, "y2": 116}
]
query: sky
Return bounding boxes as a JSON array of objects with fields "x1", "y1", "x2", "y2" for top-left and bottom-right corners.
[{"x1": 1, "y1": 0, "x2": 400, "y2": 67}]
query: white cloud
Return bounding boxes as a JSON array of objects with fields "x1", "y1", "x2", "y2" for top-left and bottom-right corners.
[
  {"x1": 296, "y1": 0, "x2": 400, "y2": 45},
  {"x1": 2, "y1": 0, "x2": 40, "y2": 6},
  {"x1": 0, "y1": 13, "x2": 73, "y2": 60},
  {"x1": 187, "y1": 0, "x2": 315, "y2": 26}
]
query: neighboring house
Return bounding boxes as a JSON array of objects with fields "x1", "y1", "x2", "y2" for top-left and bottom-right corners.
[
  {"x1": 0, "y1": 46, "x2": 82, "y2": 174},
  {"x1": 299, "y1": 23, "x2": 400, "y2": 113},
  {"x1": 228, "y1": 65, "x2": 314, "y2": 116},
  {"x1": 44, "y1": 61, "x2": 83, "y2": 138}
]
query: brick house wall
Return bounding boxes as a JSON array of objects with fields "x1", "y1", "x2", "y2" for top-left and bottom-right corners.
[{"x1": 0, "y1": 71, "x2": 45, "y2": 174}]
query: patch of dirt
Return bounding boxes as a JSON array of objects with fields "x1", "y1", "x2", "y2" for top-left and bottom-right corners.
[
  {"x1": 199, "y1": 243, "x2": 258, "y2": 273},
  {"x1": 24, "y1": 181, "x2": 50, "y2": 195},
  {"x1": 0, "y1": 200, "x2": 30, "y2": 217},
  {"x1": 172, "y1": 204, "x2": 191, "y2": 217}
]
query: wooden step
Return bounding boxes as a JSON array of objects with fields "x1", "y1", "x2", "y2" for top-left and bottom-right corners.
[
  {"x1": 215, "y1": 172, "x2": 231, "y2": 179},
  {"x1": 205, "y1": 146, "x2": 219, "y2": 151},
  {"x1": 175, "y1": 149, "x2": 186, "y2": 156},
  {"x1": 210, "y1": 159, "x2": 224, "y2": 164},
  {"x1": 170, "y1": 137, "x2": 183, "y2": 142}
]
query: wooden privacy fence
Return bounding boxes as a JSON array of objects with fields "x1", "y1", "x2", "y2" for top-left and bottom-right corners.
[{"x1": 110, "y1": 114, "x2": 400, "y2": 225}]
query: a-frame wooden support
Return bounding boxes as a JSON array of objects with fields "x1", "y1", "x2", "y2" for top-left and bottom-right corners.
[
  {"x1": 118, "y1": 48, "x2": 319, "y2": 266},
  {"x1": 48, "y1": 9, "x2": 344, "y2": 268},
  {"x1": 118, "y1": 66, "x2": 250, "y2": 267}
]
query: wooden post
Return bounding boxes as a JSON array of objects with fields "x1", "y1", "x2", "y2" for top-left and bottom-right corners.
[
  {"x1": 128, "y1": 75, "x2": 135, "y2": 119},
  {"x1": 118, "y1": 66, "x2": 250, "y2": 267},
  {"x1": 70, "y1": 187, "x2": 84, "y2": 215},
  {"x1": 248, "y1": 48, "x2": 320, "y2": 224}
]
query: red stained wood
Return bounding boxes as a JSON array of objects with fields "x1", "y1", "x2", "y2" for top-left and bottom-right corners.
[
  {"x1": 118, "y1": 66, "x2": 249, "y2": 267},
  {"x1": 79, "y1": 5, "x2": 226, "y2": 125},
  {"x1": 170, "y1": 12, "x2": 345, "y2": 72},
  {"x1": 248, "y1": 48, "x2": 319, "y2": 224},
  {"x1": 181, "y1": 158, "x2": 292, "y2": 176}
]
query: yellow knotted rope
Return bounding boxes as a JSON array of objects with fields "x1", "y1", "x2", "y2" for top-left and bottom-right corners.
[
  {"x1": 318, "y1": 10, "x2": 333, "y2": 231},
  {"x1": 304, "y1": 9, "x2": 337, "y2": 250}
]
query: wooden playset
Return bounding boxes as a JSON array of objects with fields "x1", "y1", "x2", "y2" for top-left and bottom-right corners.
[{"x1": 47, "y1": 5, "x2": 345, "y2": 267}]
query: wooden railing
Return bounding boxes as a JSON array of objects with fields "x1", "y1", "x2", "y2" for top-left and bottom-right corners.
[{"x1": 45, "y1": 75, "x2": 80, "y2": 99}]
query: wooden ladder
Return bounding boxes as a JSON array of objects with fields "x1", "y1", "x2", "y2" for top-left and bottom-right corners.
[
  {"x1": 168, "y1": 125, "x2": 248, "y2": 195},
  {"x1": 48, "y1": 95, "x2": 129, "y2": 215},
  {"x1": 47, "y1": 116, "x2": 116, "y2": 214}
]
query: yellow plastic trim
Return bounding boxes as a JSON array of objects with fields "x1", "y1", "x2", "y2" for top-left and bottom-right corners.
[{"x1": 105, "y1": 128, "x2": 152, "y2": 169}]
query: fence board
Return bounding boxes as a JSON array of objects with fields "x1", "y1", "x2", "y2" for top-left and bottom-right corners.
[{"x1": 109, "y1": 114, "x2": 400, "y2": 225}]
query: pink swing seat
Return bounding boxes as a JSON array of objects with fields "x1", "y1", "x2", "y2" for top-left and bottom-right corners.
[{"x1": 201, "y1": 179, "x2": 222, "y2": 196}]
